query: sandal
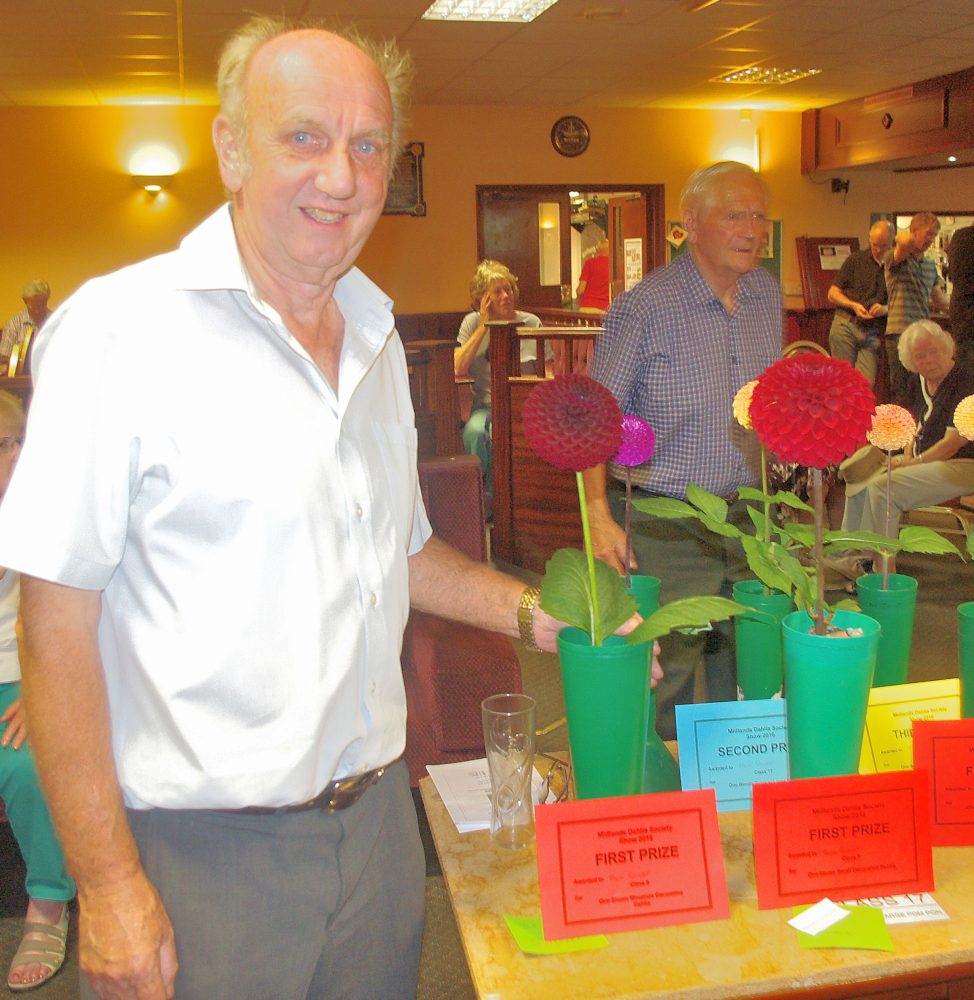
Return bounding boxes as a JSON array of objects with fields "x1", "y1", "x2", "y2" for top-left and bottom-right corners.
[{"x1": 6, "y1": 906, "x2": 69, "y2": 992}]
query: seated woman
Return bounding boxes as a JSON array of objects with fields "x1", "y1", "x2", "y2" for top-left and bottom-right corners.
[
  {"x1": 454, "y1": 261, "x2": 543, "y2": 497},
  {"x1": 0, "y1": 390, "x2": 75, "y2": 991},
  {"x1": 842, "y1": 320, "x2": 974, "y2": 570}
]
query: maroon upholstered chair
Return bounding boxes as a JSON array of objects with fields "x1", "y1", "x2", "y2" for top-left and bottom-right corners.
[{"x1": 402, "y1": 455, "x2": 523, "y2": 785}]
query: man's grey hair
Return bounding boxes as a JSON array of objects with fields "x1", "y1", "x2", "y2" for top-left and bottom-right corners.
[
  {"x1": 910, "y1": 212, "x2": 941, "y2": 234},
  {"x1": 216, "y1": 15, "x2": 413, "y2": 179},
  {"x1": 0, "y1": 390, "x2": 25, "y2": 437},
  {"x1": 469, "y1": 260, "x2": 519, "y2": 310},
  {"x1": 679, "y1": 161, "x2": 768, "y2": 216},
  {"x1": 21, "y1": 279, "x2": 49, "y2": 299},
  {"x1": 898, "y1": 319, "x2": 954, "y2": 371},
  {"x1": 869, "y1": 220, "x2": 894, "y2": 242}
]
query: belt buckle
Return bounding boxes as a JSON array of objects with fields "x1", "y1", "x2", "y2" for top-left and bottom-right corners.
[{"x1": 322, "y1": 766, "x2": 386, "y2": 812}]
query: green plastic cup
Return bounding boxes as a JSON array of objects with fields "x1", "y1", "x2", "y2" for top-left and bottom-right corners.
[
  {"x1": 558, "y1": 628, "x2": 652, "y2": 800},
  {"x1": 733, "y1": 580, "x2": 793, "y2": 700},
  {"x1": 782, "y1": 609, "x2": 880, "y2": 778},
  {"x1": 624, "y1": 577, "x2": 679, "y2": 792},
  {"x1": 856, "y1": 573, "x2": 918, "y2": 688},
  {"x1": 958, "y1": 603, "x2": 974, "y2": 719}
]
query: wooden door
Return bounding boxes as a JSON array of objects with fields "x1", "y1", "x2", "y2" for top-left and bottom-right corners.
[
  {"x1": 608, "y1": 194, "x2": 647, "y2": 300},
  {"x1": 478, "y1": 188, "x2": 572, "y2": 309}
]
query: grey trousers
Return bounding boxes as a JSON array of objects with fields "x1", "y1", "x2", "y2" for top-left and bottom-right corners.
[
  {"x1": 80, "y1": 760, "x2": 425, "y2": 1000},
  {"x1": 609, "y1": 488, "x2": 753, "y2": 740},
  {"x1": 828, "y1": 315, "x2": 879, "y2": 385},
  {"x1": 885, "y1": 334, "x2": 911, "y2": 404}
]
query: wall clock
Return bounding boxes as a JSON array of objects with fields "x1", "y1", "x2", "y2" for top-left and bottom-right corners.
[{"x1": 550, "y1": 116, "x2": 590, "y2": 157}]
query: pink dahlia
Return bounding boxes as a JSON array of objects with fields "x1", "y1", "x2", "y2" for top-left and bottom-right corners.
[
  {"x1": 613, "y1": 415, "x2": 656, "y2": 467},
  {"x1": 750, "y1": 354, "x2": 875, "y2": 469},
  {"x1": 867, "y1": 404, "x2": 916, "y2": 452},
  {"x1": 955, "y1": 395, "x2": 974, "y2": 441},
  {"x1": 522, "y1": 374, "x2": 623, "y2": 472}
]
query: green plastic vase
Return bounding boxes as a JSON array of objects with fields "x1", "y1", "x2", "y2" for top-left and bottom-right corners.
[
  {"x1": 558, "y1": 628, "x2": 653, "y2": 800},
  {"x1": 626, "y1": 575, "x2": 681, "y2": 793},
  {"x1": 856, "y1": 573, "x2": 917, "y2": 688},
  {"x1": 782, "y1": 609, "x2": 880, "y2": 779},
  {"x1": 732, "y1": 579, "x2": 793, "y2": 701},
  {"x1": 958, "y1": 603, "x2": 974, "y2": 718}
]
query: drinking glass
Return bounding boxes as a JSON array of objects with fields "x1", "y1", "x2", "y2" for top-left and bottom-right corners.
[{"x1": 482, "y1": 693, "x2": 536, "y2": 848}]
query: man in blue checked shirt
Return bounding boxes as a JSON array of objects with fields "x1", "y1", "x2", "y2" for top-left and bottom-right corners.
[{"x1": 583, "y1": 161, "x2": 782, "y2": 739}]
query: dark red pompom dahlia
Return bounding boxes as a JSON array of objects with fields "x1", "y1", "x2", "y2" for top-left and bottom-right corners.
[
  {"x1": 749, "y1": 354, "x2": 875, "y2": 469},
  {"x1": 522, "y1": 374, "x2": 623, "y2": 472}
]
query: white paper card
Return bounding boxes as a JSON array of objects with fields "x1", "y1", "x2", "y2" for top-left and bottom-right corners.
[
  {"x1": 426, "y1": 759, "x2": 544, "y2": 834},
  {"x1": 788, "y1": 898, "x2": 852, "y2": 936},
  {"x1": 840, "y1": 893, "x2": 950, "y2": 925}
]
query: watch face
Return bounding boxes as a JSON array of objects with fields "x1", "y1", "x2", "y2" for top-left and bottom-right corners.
[{"x1": 551, "y1": 116, "x2": 590, "y2": 158}]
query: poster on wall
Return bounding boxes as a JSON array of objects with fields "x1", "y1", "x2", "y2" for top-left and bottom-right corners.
[
  {"x1": 669, "y1": 221, "x2": 782, "y2": 282},
  {"x1": 818, "y1": 244, "x2": 851, "y2": 271},
  {"x1": 624, "y1": 238, "x2": 643, "y2": 291}
]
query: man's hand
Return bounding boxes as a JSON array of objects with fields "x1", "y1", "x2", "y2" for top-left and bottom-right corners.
[
  {"x1": 0, "y1": 697, "x2": 28, "y2": 750},
  {"x1": 80, "y1": 871, "x2": 177, "y2": 1000},
  {"x1": 868, "y1": 303, "x2": 887, "y2": 318},
  {"x1": 852, "y1": 302, "x2": 872, "y2": 321},
  {"x1": 588, "y1": 514, "x2": 631, "y2": 576}
]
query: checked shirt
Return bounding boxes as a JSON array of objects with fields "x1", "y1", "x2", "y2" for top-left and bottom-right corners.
[{"x1": 590, "y1": 252, "x2": 782, "y2": 499}]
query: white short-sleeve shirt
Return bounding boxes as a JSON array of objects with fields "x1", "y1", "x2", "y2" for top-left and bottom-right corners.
[{"x1": 0, "y1": 205, "x2": 432, "y2": 809}]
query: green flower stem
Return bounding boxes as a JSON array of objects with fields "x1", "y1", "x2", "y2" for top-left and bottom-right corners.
[
  {"x1": 625, "y1": 467, "x2": 633, "y2": 590},
  {"x1": 812, "y1": 467, "x2": 827, "y2": 635},
  {"x1": 883, "y1": 451, "x2": 892, "y2": 591},
  {"x1": 576, "y1": 471, "x2": 602, "y2": 646},
  {"x1": 761, "y1": 442, "x2": 771, "y2": 595}
]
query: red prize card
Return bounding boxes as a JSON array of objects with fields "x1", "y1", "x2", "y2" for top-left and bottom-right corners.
[
  {"x1": 752, "y1": 770, "x2": 934, "y2": 910},
  {"x1": 535, "y1": 789, "x2": 729, "y2": 940},
  {"x1": 913, "y1": 719, "x2": 974, "y2": 846}
]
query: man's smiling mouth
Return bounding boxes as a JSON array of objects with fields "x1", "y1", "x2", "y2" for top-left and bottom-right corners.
[{"x1": 304, "y1": 208, "x2": 344, "y2": 224}]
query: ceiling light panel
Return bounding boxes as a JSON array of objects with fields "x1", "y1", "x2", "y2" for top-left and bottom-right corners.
[
  {"x1": 422, "y1": 0, "x2": 560, "y2": 23},
  {"x1": 713, "y1": 65, "x2": 821, "y2": 84}
]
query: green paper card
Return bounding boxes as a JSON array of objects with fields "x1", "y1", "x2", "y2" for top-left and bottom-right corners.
[
  {"x1": 504, "y1": 916, "x2": 608, "y2": 955},
  {"x1": 792, "y1": 904, "x2": 894, "y2": 951}
]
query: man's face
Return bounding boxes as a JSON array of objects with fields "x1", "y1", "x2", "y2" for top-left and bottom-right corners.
[
  {"x1": 218, "y1": 31, "x2": 393, "y2": 286},
  {"x1": 23, "y1": 294, "x2": 48, "y2": 324},
  {"x1": 913, "y1": 223, "x2": 940, "y2": 253},
  {"x1": 686, "y1": 173, "x2": 768, "y2": 286},
  {"x1": 485, "y1": 279, "x2": 516, "y2": 320},
  {"x1": 0, "y1": 419, "x2": 22, "y2": 500},
  {"x1": 869, "y1": 231, "x2": 892, "y2": 263}
]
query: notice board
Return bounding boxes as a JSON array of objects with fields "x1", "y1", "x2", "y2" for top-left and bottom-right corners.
[{"x1": 795, "y1": 235, "x2": 860, "y2": 310}]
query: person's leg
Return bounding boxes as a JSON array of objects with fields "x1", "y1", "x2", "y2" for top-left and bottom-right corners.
[
  {"x1": 858, "y1": 460, "x2": 974, "y2": 537},
  {"x1": 956, "y1": 338, "x2": 974, "y2": 375},
  {"x1": 102, "y1": 761, "x2": 424, "y2": 1000},
  {"x1": 857, "y1": 328, "x2": 879, "y2": 386},
  {"x1": 828, "y1": 315, "x2": 860, "y2": 368},
  {"x1": 463, "y1": 407, "x2": 492, "y2": 497},
  {"x1": 0, "y1": 682, "x2": 75, "y2": 989},
  {"x1": 885, "y1": 335, "x2": 909, "y2": 404}
]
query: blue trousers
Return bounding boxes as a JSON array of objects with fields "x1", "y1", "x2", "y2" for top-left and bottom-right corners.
[
  {"x1": 0, "y1": 681, "x2": 75, "y2": 901},
  {"x1": 463, "y1": 407, "x2": 492, "y2": 495}
]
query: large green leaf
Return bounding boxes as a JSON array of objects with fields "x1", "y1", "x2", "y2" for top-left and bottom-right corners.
[
  {"x1": 897, "y1": 525, "x2": 964, "y2": 557},
  {"x1": 779, "y1": 523, "x2": 816, "y2": 548},
  {"x1": 699, "y1": 515, "x2": 743, "y2": 538},
  {"x1": 834, "y1": 597, "x2": 861, "y2": 613},
  {"x1": 774, "y1": 546, "x2": 815, "y2": 612},
  {"x1": 627, "y1": 596, "x2": 746, "y2": 645},
  {"x1": 747, "y1": 505, "x2": 770, "y2": 538},
  {"x1": 741, "y1": 536, "x2": 794, "y2": 595},
  {"x1": 632, "y1": 497, "x2": 697, "y2": 519},
  {"x1": 738, "y1": 487, "x2": 814, "y2": 512},
  {"x1": 540, "y1": 548, "x2": 637, "y2": 644},
  {"x1": 686, "y1": 484, "x2": 728, "y2": 523},
  {"x1": 968, "y1": 528, "x2": 974, "y2": 560},
  {"x1": 823, "y1": 529, "x2": 898, "y2": 554}
]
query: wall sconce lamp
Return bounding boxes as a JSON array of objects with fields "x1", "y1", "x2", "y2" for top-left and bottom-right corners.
[{"x1": 134, "y1": 175, "x2": 174, "y2": 194}]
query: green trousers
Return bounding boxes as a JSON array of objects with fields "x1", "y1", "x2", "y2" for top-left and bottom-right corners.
[
  {"x1": 609, "y1": 489, "x2": 755, "y2": 740},
  {"x1": 0, "y1": 681, "x2": 75, "y2": 901}
]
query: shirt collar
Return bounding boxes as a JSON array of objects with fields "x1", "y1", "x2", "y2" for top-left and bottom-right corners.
[
  {"x1": 679, "y1": 251, "x2": 766, "y2": 310},
  {"x1": 173, "y1": 203, "x2": 395, "y2": 354}
]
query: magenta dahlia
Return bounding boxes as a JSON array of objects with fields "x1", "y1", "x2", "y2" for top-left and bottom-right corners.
[
  {"x1": 522, "y1": 374, "x2": 623, "y2": 472},
  {"x1": 613, "y1": 415, "x2": 656, "y2": 467},
  {"x1": 750, "y1": 354, "x2": 875, "y2": 469}
]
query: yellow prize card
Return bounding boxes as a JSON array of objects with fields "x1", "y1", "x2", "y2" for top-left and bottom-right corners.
[{"x1": 859, "y1": 679, "x2": 960, "y2": 774}]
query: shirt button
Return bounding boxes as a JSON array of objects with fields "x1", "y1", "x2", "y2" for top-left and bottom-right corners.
[
  {"x1": 356, "y1": 505, "x2": 363, "y2": 518},
  {"x1": 371, "y1": 682, "x2": 377, "y2": 694},
  {"x1": 370, "y1": 592, "x2": 377, "y2": 605}
]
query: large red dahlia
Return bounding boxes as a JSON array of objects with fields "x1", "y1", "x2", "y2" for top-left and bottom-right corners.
[
  {"x1": 522, "y1": 374, "x2": 623, "y2": 472},
  {"x1": 749, "y1": 354, "x2": 875, "y2": 469}
]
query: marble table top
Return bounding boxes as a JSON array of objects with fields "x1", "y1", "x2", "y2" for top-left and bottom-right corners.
[{"x1": 420, "y1": 766, "x2": 974, "y2": 1000}]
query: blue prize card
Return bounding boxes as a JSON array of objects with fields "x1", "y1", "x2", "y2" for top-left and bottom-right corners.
[{"x1": 675, "y1": 700, "x2": 790, "y2": 811}]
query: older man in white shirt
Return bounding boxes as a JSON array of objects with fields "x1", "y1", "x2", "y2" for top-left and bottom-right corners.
[{"x1": 0, "y1": 18, "x2": 628, "y2": 1000}]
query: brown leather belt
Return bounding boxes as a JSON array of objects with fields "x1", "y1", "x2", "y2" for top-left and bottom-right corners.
[{"x1": 218, "y1": 760, "x2": 396, "y2": 816}]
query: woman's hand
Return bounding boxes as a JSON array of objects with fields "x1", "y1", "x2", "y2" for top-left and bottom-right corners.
[
  {"x1": 479, "y1": 290, "x2": 493, "y2": 327},
  {"x1": 1, "y1": 697, "x2": 28, "y2": 750}
]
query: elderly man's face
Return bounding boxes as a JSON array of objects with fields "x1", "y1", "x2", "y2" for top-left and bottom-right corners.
[
  {"x1": 221, "y1": 31, "x2": 393, "y2": 286},
  {"x1": 910, "y1": 334, "x2": 952, "y2": 382},
  {"x1": 23, "y1": 294, "x2": 48, "y2": 324},
  {"x1": 869, "y1": 230, "x2": 892, "y2": 264},
  {"x1": 686, "y1": 173, "x2": 767, "y2": 287}
]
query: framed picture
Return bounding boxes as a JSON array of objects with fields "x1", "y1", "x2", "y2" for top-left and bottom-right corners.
[{"x1": 384, "y1": 142, "x2": 426, "y2": 217}]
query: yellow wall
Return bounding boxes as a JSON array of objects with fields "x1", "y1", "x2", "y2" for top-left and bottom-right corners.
[{"x1": 2, "y1": 103, "x2": 973, "y2": 322}]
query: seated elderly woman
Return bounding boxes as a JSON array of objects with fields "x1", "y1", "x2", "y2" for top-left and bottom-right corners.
[
  {"x1": 454, "y1": 260, "x2": 543, "y2": 496},
  {"x1": 0, "y1": 390, "x2": 75, "y2": 991},
  {"x1": 842, "y1": 320, "x2": 974, "y2": 568}
]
